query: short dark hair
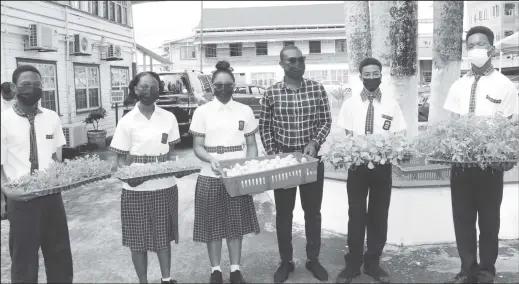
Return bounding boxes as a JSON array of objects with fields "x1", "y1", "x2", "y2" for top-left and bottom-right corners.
[
  {"x1": 12, "y1": 65, "x2": 41, "y2": 84},
  {"x1": 279, "y1": 45, "x2": 301, "y2": 61},
  {"x1": 127, "y1": 71, "x2": 163, "y2": 103},
  {"x1": 1, "y1": 82, "x2": 12, "y2": 95},
  {"x1": 358, "y1": 57, "x2": 382, "y2": 74},
  {"x1": 211, "y1": 60, "x2": 235, "y2": 83},
  {"x1": 466, "y1": 26, "x2": 494, "y2": 45}
]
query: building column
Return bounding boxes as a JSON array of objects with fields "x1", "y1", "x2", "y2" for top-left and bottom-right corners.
[
  {"x1": 142, "y1": 54, "x2": 146, "y2": 72},
  {"x1": 149, "y1": 56, "x2": 153, "y2": 72}
]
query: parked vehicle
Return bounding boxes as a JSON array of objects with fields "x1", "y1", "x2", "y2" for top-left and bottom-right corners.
[
  {"x1": 123, "y1": 70, "x2": 214, "y2": 137},
  {"x1": 233, "y1": 84, "x2": 265, "y2": 118}
]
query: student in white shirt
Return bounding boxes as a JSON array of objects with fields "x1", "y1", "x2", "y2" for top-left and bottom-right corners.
[
  {"x1": 1, "y1": 65, "x2": 72, "y2": 283},
  {"x1": 443, "y1": 26, "x2": 519, "y2": 284},
  {"x1": 189, "y1": 61, "x2": 260, "y2": 284},
  {"x1": 335, "y1": 58, "x2": 406, "y2": 284},
  {"x1": 109, "y1": 71, "x2": 181, "y2": 284},
  {"x1": 1, "y1": 82, "x2": 16, "y2": 219}
]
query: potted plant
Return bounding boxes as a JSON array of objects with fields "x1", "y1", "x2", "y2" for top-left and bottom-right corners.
[{"x1": 84, "y1": 108, "x2": 107, "y2": 149}]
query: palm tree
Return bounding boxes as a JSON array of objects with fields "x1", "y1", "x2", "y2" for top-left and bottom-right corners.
[
  {"x1": 428, "y1": 1, "x2": 464, "y2": 124},
  {"x1": 344, "y1": 1, "x2": 372, "y2": 96},
  {"x1": 388, "y1": 1, "x2": 419, "y2": 139}
]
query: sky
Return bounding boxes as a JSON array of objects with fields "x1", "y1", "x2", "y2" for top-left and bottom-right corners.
[{"x1": 132, "y1": 1, "x2": 453, "y2": 52}]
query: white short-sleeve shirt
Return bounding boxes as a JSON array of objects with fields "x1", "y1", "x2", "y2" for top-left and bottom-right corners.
[
  {"x1": 109, "y1": 103, "x2": 181, "y2": 191},
  {"x1": 1, "y1": 106, "x2": 66, "y2": 180},
  {"x1": 189, "y1": 99, "x2": 258, "y2": 178},
  {"x1": 337, "y1": 90, "x2": 407, "y2": 136},
  {"x1": 1, "y1": 98, "x2": 15, "y2": 113},
  {"x1": 444, "y1": 70, "x2": 519, "y2": 117}
]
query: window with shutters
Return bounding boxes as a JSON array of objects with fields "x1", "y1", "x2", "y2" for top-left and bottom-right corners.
[
  {"x1": 110, "y1": 67, "x2": 130, "y2": 101},
  {"x1": 256, "y1": 42, "x2": 268, "y2": 56},
  {"x1": 335, "y1": 39, "x2": 346, "y2": 53},
  {"x1": 230, "y1": 43, "x2": 243, "y2": 57},
  {"x1": 205, "y1": 44, "x2": 217, "y2": 58}
]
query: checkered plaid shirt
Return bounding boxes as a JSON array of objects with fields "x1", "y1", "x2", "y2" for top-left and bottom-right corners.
[
  {"x1": 12, "y1": 103, "x2": 43, "y2": 172},
  {"x1": 360, "y1": 88, "x2": 382, "y2": 134},
  {"x1": 467, "y1": 64, "x2": 494, "y2": 114},
  {"x1": 259, "y1": 78, "x2": 332, "y2": 153}
]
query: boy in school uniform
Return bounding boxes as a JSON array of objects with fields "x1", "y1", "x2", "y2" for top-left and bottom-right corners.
[
  {"x1": 335, "y1": 57, "x2": 406, "y2": 284},
  {"x1": 1, "y1": 65, "x2": 73, "y2": 283},
  {"x1": 443, "y1": 26, "x2": 519, "y2": 284}
]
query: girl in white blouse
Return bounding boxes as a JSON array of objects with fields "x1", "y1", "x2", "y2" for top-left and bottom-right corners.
[
  {"x1": 189, "y1": 61, "x2": 260, "y2": 284},
  {"x1": 109, "y1": 71, "x2": 181, "y2": 284}
]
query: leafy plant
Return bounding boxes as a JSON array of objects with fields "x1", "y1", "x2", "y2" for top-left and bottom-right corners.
[
  {"x1": 321, "y1": 134, "x2": 413, "y2": 171},
  {"x1": 413, "y1": 115, "x2": 519, "y2": 169},
  {"x1": 84, "y1": 108, "x2": 107, "y2": 131}
]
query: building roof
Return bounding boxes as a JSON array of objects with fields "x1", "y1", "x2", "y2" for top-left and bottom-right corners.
[{"x1": 198, "y1": 3, "x2": 345, "y2": 30}]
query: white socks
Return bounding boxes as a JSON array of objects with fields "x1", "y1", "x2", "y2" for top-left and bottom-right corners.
[
  {"x1": 211, "y1": 265, "x2": 240, "y2": 273},
  {"x1": 161, "y1": 277, "x2": 171, "y2": 281}
]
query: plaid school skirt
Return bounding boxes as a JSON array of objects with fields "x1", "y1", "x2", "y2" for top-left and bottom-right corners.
[
  {"x1": 193, "y1": 175, "x2": 260, "y2": 243},
  {"x1": 121, "y1": 154, "x2": 178, "y2": 252}
]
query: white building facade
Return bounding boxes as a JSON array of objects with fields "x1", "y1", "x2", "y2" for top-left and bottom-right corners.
[
  {"x1": 159, "y1": 4, "x2": 468, "y2": 87},
  {"x1": 1, "y1": 1, "x2": 136, "y2": 146}
]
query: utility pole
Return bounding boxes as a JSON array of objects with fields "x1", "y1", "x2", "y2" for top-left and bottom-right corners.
[{"x1": 200, "y1": 1, "x2": 204, "y2": 72}]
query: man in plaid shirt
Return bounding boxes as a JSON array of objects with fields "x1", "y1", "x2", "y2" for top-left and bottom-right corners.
[{"x1": 259, "y1": 45, "x2": 332, "y2": 283}]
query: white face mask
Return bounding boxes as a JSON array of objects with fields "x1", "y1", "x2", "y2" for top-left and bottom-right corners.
[{"x1": 468, "y1": 48, "x2": 490, "y2": 68}]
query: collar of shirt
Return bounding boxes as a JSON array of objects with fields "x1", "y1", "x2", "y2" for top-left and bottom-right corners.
[
  {"x1": 279, "y1": 77, "x2": 307, "y2": 91},
  {"x1": 12, "y1": 102, "x2": 42, "y2": 118},
  {"x1": 213, "y1": 98, "x2": 235, "y2": 111},
  {"x1": 360, "y1": 88, "x2": 382, "y2": 102},
  {"x1": 467, "y1": 64, "x2": 495, "y2": 77}
]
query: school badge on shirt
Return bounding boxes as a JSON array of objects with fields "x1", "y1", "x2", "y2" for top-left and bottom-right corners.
[
  {"x1": 239, "y1": 120, "x2": 245, "y2": 131},
  {"x1": 161, "y1": 133, "x2": 168, "y2": 144},
  {"x1": 382, "y1": 114, "x2": 393, "y2": 131}
]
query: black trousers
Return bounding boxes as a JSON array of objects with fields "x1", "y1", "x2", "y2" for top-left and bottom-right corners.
[
  {"x1": 7, "y1": 193, "x2": 74, "y2": 283},
  {"x1": 450, "y1": 167, "x2": 504, "y2": 280},
  {"x1": 345, "y1": 164, "x2": 392, "y2": 270},
  {"x1": 274, "y1": 145, "x2": 325, "y2": 262}
]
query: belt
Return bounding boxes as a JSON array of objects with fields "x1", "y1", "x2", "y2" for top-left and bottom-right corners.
[
  {"x1": 130, "y1": 154, "x2": 169, "y2": 164},
  {"x1": 204, "y1": 145, "x2": 243, "y2": 154}
]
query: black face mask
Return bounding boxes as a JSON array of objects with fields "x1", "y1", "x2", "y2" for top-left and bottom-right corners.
[
  {"x1": 363, "y1": 77, "x2": 381, "y2": 92},
  {"x1": 214, "y1": 85, "x2": 234, "y2": 103},
  {"x1": 138, "y1": 90, "x2": 159, "y2": 106},
  {"x1": 17, "y1": 86, "x2": 42, "y2": 105}
]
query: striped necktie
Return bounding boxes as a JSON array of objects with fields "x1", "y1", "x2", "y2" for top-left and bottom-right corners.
[
  {"x1": 27, "y1": 114, "x2": 39, "y2": 173},
  {"x1": 365, "y1": 96, "x2": 374, "y2": 135},
  {"x1": 469, "y1": 74, "x2": 482, "y2": 114}
]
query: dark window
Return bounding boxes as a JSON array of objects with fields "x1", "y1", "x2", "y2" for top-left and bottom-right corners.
[
  {"x1": 284, "y1": 41, "x2": 295, "y2": 47},
  {"x1": 91, "y1": 1, "x2": 99, "y2": 16},
  {"x1": 73, "y1": 64, "x2": 101, "y2": 111},
  {"x1": 504, "y1": 30, "x2": 514, "y2": 37},
  {"x1": 205, "y1": 44, "x2": 217, "y2": 58},
  {"x1": 230, "y1": 43, "x2": 243, "y2": 57},
  {"x1": 103, "y1": 1, "x2": 109, "y2": 19},
  {"x1": 256, "y1": 42, "x2": 268, "y2": 56},
  {"x1": 309, "y1": 41, "x2": 321, "y2": 54},
  {"x1": 335, "y1": 39, "x2": 346, "y2": 53},
  {"x1": 109, "y1": 1, "x2": 115, "y2": 21}
]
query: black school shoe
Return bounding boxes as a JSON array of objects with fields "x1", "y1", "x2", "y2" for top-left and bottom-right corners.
[
  {"x1": 444, "y1": 273, "x2": 478, "y2": 284},
  {"x1": 306, "y1": 260, "x2": 329, "y2": 281},
  {"x1": 273, "y1": 260, "x2": 295, "y2": 283},
  {"x1": 230, "y1": 270, "x2": 246, "y2": 284},
  {"x1": 363, "y1": 264, "x2": 391, "y2": 283},
  {"x1": 210, "y1": 270, "x2": 223, "y2": 284},
  {"x1": 161, "y1": 279, "x2": 177, "y2": 284},
  {"x1": 336, "y1": 266, "x2": 361, "y2": 283}
]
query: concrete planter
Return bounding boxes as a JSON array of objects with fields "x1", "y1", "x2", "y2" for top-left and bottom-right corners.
[{"x1": 87, "y1": 130, "x2": 107, "y2": 149}]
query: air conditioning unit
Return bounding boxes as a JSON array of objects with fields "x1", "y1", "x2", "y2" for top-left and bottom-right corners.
[
  {"x1": 110, "y1": 90, "x2": 125, "y2": 104},
  {"x1": 26, "y1": 23, "x2": 55, "y2": 51},
  {"x1": 62, "y1": 123, "x2": 88, "y2": 148},
  {"x1": 70, "y1": 34, "x2": 92, "y2": 55},
  {"x1": 106, "y1": 44, "x2": 123, "y2": 60}
]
